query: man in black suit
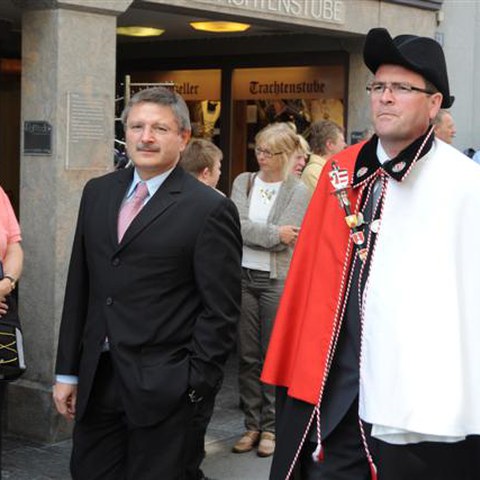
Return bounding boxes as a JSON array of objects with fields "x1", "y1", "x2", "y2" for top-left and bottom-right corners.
[{"x1": 53, "y1": 87, "x2": 242, "y2": 480}]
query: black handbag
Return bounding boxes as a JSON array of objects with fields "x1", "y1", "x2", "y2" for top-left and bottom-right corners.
[{"x1": 0, "y1": 280, "x2": 26, "y2": 382}]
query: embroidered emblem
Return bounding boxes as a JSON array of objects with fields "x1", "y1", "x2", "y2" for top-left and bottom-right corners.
[
  {"x1": 358, "y1": 248, "x2": 368, "y2": 262},
  {"x1": 330, "y1": 161, "x2": 370, "y2": 261},
  {"x1": 345, "y1": 213, "x2": 364, "y2": 229},
  {"x1": 370, "y1": 219, "x2": 381, "y2": 233},
  {"x1": 356, "y1": 166, "x2": 369, "y2": 178},
  {"x1": 392, "y1": 161, "x2": 406, "y2": 173},
  {"x1": 329, "y1": 165, "x2": 351, "y2": 209},
  {"x1": 329, "y1": 168, "x2": 349, "y2": 190},
  {"x1": 351, "y1": 231, "x2": 365, "y2": 245}
]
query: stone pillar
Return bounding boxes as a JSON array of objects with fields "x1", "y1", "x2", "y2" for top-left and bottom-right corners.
[
  {"x1": 10, "y1": 0, "x2": 133, "y2": 442},
  {"x1": 346, "y1": 45, "x2": 372, "y2": 142}
]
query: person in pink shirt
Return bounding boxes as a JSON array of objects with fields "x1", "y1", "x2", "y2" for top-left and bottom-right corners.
[
  {"x1": 0, "y1": 187, "x2": 23, "y2": 312},
  {"x1": 0, "y1": 185, "x2": 23, "y2": 463}
]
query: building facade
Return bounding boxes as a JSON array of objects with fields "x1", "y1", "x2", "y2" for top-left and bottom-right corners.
[{"x1": 0, "y1": 0, "x2": 469, "y2": 441}]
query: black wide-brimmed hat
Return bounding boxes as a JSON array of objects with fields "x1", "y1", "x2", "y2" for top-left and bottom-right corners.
[{"x1": 363, "y1": 28, "x2": 454, "y2": 108}]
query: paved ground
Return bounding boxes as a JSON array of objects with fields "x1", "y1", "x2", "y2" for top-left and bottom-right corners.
[{"x1": 1, "y1": 354, "x2": 272, "y2": 479}]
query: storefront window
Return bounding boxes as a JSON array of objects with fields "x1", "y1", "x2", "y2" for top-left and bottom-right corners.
[
  {"x1": 231, "y1": 65, "x2": 345, "y2": 176},
  {"x1": 127, "y1": 69, "x2": 222, "y2": 141}
]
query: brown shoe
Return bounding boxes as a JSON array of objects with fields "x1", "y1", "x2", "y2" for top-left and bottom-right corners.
[
  {"x1": 257, "y1": 431, "x2": 275, "y2": 457},
  {"x1": 232, "y1": 430, "x2": 260, "y2": 453}
]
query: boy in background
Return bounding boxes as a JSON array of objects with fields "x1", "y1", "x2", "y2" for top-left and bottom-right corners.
[
  {"x1": 180, "y1": 138, "x2": 223, "y2": 190},
  {"x1": 179, "y1": 137, "x2": 225, "y2": 480}
]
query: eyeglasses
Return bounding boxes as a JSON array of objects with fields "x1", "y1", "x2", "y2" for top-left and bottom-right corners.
[
  {"x1": 255, "y1": 147, "x2": 283, "y2": 159},
  {"x1": 366, "y1": 82, "x2": 436, "y2": 97},
  {"x1": 127, "y1": 123, "x2": 177, "y2": 136}
]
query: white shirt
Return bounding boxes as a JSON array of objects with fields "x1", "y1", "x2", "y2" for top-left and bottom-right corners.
[{"x1": 242, "y1": 177, "x2": 282, "y2": 272}]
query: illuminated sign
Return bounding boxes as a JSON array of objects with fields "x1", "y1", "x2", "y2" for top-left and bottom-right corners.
[
  {"x1": 192, "y1": 0, "x2": 345, "y2": 25},
  {"x1": 233, "y1": 66, "x2": 344, "y2": 100},
  {"x1": 131, "y1": 70, "x2": 221, "y2": 100}
]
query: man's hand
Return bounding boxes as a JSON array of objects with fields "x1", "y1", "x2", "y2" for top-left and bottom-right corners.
[{"x1": 53, "y1": 382, "x2": 77, "y2": 421}]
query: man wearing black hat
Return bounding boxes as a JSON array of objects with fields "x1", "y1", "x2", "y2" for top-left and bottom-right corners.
[{"x1": 261, "y1": 27, "x2": 480, "y2": 480}]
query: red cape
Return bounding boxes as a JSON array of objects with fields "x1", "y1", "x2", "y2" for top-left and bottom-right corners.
[{"x1": 261, "y1": 143, "x2": 364, "y2": 406}]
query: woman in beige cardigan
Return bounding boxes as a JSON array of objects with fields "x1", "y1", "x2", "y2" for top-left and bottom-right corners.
[{"x1": 230, "y1": 123, "x2": 311, "y2": 458}]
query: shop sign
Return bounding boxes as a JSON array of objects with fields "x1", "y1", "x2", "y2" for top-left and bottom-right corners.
[
  {"x1": 24, "y1": 121, "x2": 52, "y2": 156},
  {"x1": 192, "y1": 0, "x2": 345, "y2": 24},
  {"x1": 232, "y1": 66, "x2": 344, "y2": 100},
  {"x1": 131, "y1": 70, "x2": 221, "y2": 101}
]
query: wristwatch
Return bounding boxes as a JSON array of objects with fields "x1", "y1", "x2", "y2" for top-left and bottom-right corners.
[{"x1": 4, "y1": 274, "x2": 16, "y2": 290}]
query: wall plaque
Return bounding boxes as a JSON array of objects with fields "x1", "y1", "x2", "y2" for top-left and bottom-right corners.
[
  {"x1": 24, "y1": 121, "x2": 52, "y2": 155},
  {"x1": 66, "y1": 92, "x2": 111, "y2": 171}
]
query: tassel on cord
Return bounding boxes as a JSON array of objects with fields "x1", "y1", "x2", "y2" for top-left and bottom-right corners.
[
  {"x1": 358, "y1": 417, "x2": 377, "y2": 480},
  {"x1": 311, "y1": 442, "x2": 324, "y2": 463},
  {"x1": 311, "y1": 405, "x2": 324, "y2": 463}
]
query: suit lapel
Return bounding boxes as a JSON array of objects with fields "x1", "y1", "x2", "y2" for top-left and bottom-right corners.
[{"x1": 116, "y1": 166, "x2": 184, "y2": 250}]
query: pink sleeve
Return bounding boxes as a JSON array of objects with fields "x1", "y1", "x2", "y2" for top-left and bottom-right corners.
[{"x1": 0, "y1": 187, "x2": 22, "y2": 243}]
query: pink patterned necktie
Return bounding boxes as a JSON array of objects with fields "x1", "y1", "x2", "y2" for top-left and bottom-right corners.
[{"x1": 117, "y1": 181, "x2": 149, "y2": 241}]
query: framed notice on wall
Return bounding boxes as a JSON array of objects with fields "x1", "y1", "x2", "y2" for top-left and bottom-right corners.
[{"x1": 24, "y1": 121, "x2": 52, "y2": 155}]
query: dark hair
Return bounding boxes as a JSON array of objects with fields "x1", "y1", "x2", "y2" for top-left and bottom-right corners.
[
  {"x1": 309, "y1": 120, "x2": 343, "y2": 156},
  {"x1": 424, "y1": 79, "x2": 439, "y2": 95},
  {"x1": 179, "y1": 138, "x2": 222, "y2": 176},
  {"x1": 121, "y1": 87, "x2": 191, "y2": 132}
]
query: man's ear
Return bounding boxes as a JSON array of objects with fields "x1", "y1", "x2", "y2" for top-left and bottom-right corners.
[
  {"x1": 429, "y1": 93, "x2": 443, "y2": 122},
  {"x1": 179, "y1": 130, "x2": 192, "y2": 152},
  {"x1": 325, "y1": 138, "x2": 335, "y2": 154},
  {"x1": 199, "y1": 167, "x2": 211, "y2": 181}
]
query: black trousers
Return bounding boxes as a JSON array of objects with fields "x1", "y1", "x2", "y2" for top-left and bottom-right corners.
[
  {"x1": 0, "y1": 382, "x2": 6, "y2": 480},
  {"x1": 299, "y1": 400, "x2": 476, "y2": 480},
  {"x1": 184, "y1": 390, "x2": 217, "y2": 480},
  {"x1": 299, "y1": 401, "x2": 370, "y2": 480},
  {"x1": 71, "y1": 353, "x2": 193, "y2": 480}
]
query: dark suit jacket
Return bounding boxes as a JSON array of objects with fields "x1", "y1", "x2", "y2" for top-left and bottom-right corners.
[{"x1": 55, "y1": 166, "x2": 242, "y2": 427}]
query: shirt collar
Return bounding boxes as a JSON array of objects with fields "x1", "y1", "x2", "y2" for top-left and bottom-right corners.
[
  {"x1": 352, "y1": 129, "x2": 434, "y2": 188},
  {"x1": 376, "y1": 141, "x2": 390, "y2": 165},
  {"x1": 126, "y1": 167, "x2": 175, "y2": 199}
]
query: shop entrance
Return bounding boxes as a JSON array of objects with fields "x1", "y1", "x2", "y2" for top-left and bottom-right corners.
[
  {"x1": 127, "y1": 57, "x2": 347, "y2": 193},
  {"x1": 126, "y1": 69, "x2": 222, "y2": 142},
  {"x1": 231, "y1": 65, "x2": 345, "y2": 179}
]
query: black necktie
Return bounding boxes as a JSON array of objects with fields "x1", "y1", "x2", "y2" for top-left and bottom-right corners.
[{"x1": 318, "y1": 176, "x2": 383, "y2": 439}]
